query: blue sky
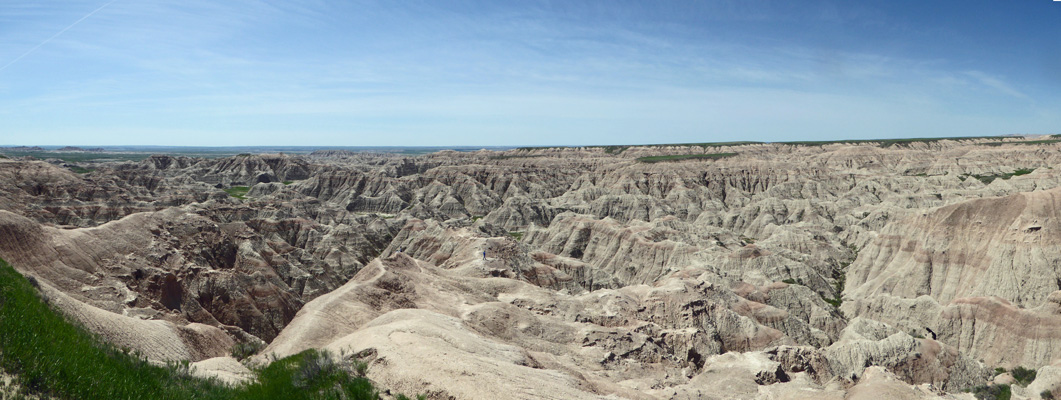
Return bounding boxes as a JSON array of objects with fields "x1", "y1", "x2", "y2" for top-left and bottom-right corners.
[{"x1": 1, "y1": 0, "x2": 1059, "y2": 146}]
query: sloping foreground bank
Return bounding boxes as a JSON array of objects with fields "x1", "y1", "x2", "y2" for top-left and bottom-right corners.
[{"x1": 0, "y1": 257, "x2": 414, "y2": 400}]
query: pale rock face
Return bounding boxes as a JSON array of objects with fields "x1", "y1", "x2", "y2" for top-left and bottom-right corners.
[
  {"x1": 846, "y1": 187, "x2": 1061, "y2": 368},
  {"x1": 6, "y1": 139, "x2": 1061, "y2": 397},
  {"x1": 1026, "y1": 363, "x2": 1061, "y2": 399},
  {"x1": 846, "y1": 188, "x2": 1061, "y2": 307},
  {"x1": 190, "y1": 356, "x2": 255, "y2": 385}
]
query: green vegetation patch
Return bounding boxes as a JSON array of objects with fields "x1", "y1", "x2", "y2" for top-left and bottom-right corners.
[
  {"x1": 969, "y1": 383, "x2": 1011, "y2": 400},
  {"x1": 821, "y1": 244, "x2": 857, "y2": 310},
  {"x1": 225, "y1": 186, "x2": 250, "y2": 200},
  {"x1": 961, "y1": 168, "x2": 1035, "y2": 185},
  {"x1": 0, "y1": 257, "x2": 416, "y2": 400},
  {"x1": 67, "y1": 166, "x2": 94, "y2": 174},
  {"x1": 508, "y1": 231, "x2": 524, "y2": 241},
  {"x1": 488, "y1": 154, "x2": 543, "y2": 160},
  {"x1": 979, "y1": 139, "x2": 1061, "y2": 146},
  {"x1": 1010, "y1": 366, "x2": 1037, "y2": 386},
  {"x1": 636, "y1": 153, "x2": 737, "y2": 163},
  {"x1": 242, "y1": 349, "x2": 377, "y2": 400}
]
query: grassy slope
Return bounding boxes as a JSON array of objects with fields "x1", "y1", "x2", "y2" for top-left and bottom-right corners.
[{"x1": 0, "y1": 258, "x2": 403, "y2": 400}]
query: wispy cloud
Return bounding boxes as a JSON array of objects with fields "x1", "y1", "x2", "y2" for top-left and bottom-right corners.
[
  {"x1": 964, "y1": 70, "x2": 1029, "y2": 99},
  {"x1": 1, "y1": 1, "x2": 1058, "y2": 145}
]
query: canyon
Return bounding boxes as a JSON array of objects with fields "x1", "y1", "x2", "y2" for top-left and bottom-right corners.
[{"x1": 3, "y1": 138, "x2": 1061, "y2": 399}]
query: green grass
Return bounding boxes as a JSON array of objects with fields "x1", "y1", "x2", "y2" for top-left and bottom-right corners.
[
  {"x1": 67, "y1": 166, "x2": 94, "y2": 174},
  {"x1": 636, "y1": 153, "x2": 737, "y2": 163},
  {"x1": 508, "y1": 231, "x2": 524, "y2": 241},
  {"x1": 0, "y1": 258, "x2": 234, "y2": 399},
  {"x1": 282, "y1": 181, "x2": 294, "y2": 185},
  {"x1": 224, "y1": 186, "x2": 250, "y2": 200},
  {"x1": 0, "y1": 257, "x2": 414, "y2": 400}
]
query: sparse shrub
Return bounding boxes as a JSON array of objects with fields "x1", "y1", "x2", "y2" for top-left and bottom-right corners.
[
  {"x1": 1042, "y1": 390, "x2": 1055, "y2": 400},
  {"x1": 231, "y1": 341, "x2": 265, "y2": 360},
  {"x1": 970, "y1": 383, "x2": 1012, "y2": 400},
  {"x1": 352, "y1": 360, "x2": 368, "y2": 377},
  {"x1": 293, "y1": 350, "x2": 340, "y2": 388},
  {"x1": 244, "y1": 349, "x2": 376, "y2": 400},
  {"x1": 1011, "y1": 366, "x2": 1037, "y2": 386}
]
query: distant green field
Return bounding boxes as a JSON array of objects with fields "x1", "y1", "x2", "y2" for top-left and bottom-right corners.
[
  {"x1": 489, "y1": 154, "x2": 544, "y2": 160},
  {"x1": 978, "y1": 139, "x2": 1061, "y2": 146},
  {"x1": 636, "y1": 153, "x2": 737, "y2": 163},
  {"x1": 0, "y1": 151, "x2": 154, "y2": 162},
  {"x1": 224, "y1": 186, "x2": 250, "y2": 200},
  {"x1": 516, "y1": 135, "x2": 1038, "y2": 154}
]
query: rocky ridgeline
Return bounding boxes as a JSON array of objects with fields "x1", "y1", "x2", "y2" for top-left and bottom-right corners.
[{"x1": 3, "y1": 140, "x2": 1061, "y2": 398}]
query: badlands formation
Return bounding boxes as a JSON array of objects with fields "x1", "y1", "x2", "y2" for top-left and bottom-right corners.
[{"x1": 4, "y1": 138, "x2": 1061, "y2": 398}]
